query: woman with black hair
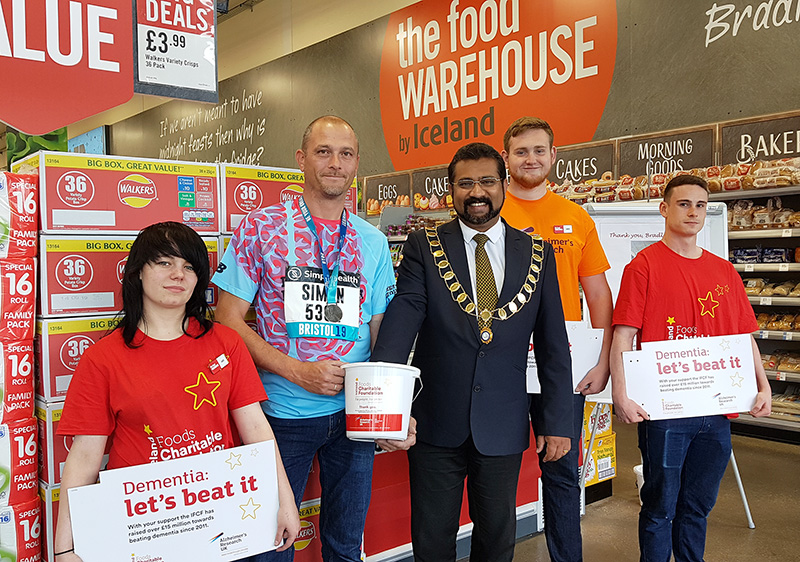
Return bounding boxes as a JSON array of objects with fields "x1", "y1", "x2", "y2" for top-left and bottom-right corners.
[{"x1": 54, "y1": 222, "x2": 299, "y2": 561}]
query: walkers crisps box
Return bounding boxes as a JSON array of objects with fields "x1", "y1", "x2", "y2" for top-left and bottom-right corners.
[
  {"x1": 584, "y1": 432, "x2": 617, "y2": 487},
  {"x1": 39, "y1": 236, "x2": 221, "y2": 316},
  {"x1": 12, "y1": 151, "x2": 220, "y2": 234},
  {"x1": 39, "y1": 483, "x2": 59, "y2": 562},
  {"x1": 35, "y1": 316, "x2": 120, "y2": 401},
  {"x1": 219, "y1": 164, "x2": 358, "y2": 233}
]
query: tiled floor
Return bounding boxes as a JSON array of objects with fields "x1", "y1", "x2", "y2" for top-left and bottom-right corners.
[{"x1": 511, "y1": 420, "x2": 800, "y2": 561}]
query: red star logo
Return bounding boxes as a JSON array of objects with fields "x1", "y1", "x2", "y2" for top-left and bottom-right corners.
[
  {"x1": 698, "y1": 291, "x2": 720, "y2": 318},
  {"x1": 184, "y1": 372, "x2": 222, "y2": 410},
  {"x1": 715, "y1": 284, "x2": 725, "y2": 296}
]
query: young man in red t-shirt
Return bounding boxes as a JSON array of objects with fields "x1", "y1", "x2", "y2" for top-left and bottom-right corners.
[{"x1": 610, "y1": 175, "x2": 772, "y2": 562}]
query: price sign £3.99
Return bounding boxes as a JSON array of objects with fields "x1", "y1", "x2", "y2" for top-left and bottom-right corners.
[{"x1": 135, "y1": 0, "x2": 218, "y2": 101}]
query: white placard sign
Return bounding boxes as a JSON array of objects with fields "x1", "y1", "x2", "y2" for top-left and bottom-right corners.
[
  {"x1": 623, "y1": 334, "x2": 758, "y2": 420},
  {"x1": 527, "y1": 321, "x2": 607, "y2": 399},
  {"x1": 69, "y1": 442, "x2": 280, "y2": 561}
]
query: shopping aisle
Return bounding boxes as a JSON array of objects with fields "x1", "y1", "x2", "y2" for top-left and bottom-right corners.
[{"x1": 511, "y1": 420, "x2": 800, "y2": 561}]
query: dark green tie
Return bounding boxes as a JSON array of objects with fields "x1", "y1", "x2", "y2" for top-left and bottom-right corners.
[{"x1": 473, "y1": 233, "x2": 498, "y2": 328}]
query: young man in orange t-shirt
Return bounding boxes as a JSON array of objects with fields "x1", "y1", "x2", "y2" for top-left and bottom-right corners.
[{"x1": 500, "y1": 117, "x2": 613, "y2": 562}]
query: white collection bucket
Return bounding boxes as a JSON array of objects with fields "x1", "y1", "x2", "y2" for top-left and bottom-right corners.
[{"x1": 342, "y1": 362, "x2": 420, "y2": 441}]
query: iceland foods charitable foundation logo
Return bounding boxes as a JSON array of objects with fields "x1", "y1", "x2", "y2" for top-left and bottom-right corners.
[
  {"x1": 379, "y1": 0, "x2": 617, "y2": 170},
  {"x1": 118, "y1": 175, "x2": 158, "y2": 208},
  {"x1": 355, "y1": 379, "x2": 384, "y2": 396}
]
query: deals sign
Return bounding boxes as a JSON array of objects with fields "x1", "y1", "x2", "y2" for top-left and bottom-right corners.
[
  {"x1": 69, "y1": 442, "x2": 280, "y2": 561},
  {"x1": 134, "y1": 0, "x2": 218, "y2": 102},
  {"x1": 379, "y1": 0, "x2": 617, "y2": 171},
  {"x1": 0, "y1": 0, "x2": 133, "y2": 134}
]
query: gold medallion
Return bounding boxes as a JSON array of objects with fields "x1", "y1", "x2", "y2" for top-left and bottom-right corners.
[
  {"x1": 456, "y1": 293, "x2": 467, "y2": 303},
  {"x1": 480, "y1": 309, "x2": 492, "y2": 321},
  {"x1": 433, "y1": 250, "x2": 444, "y2": 257},
  {"x1": 480, "y1": 327, "x2": 493, "y2": 344},
  {"x1": 518, "y1": 294, "x2": 527, "y2": 304},
  {"x1": 465, "y1": 303, "x2": 476, "y2": 314},
  {"x1": 509, "y1": 302, "x2": 518, "y2": 313},
  {"x1": 438, "y1": 260, "x2": 450, "y2": 269},
  {"x1": 533, "y1": 253, "x2": 543, "y2": 263},
  {"x1": 498, "y1": 308, "x2": 508, "y2": 320}
]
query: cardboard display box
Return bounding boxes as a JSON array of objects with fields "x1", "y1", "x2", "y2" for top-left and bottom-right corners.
[
  {"x1": 0, "y1": 340, "x2": 34, "y2": 423},
  {"x1": 583, "y1": 401, "x2": 613, "y2": 441},
  {"x1": 39, "y1": 236, "x2": 220, "y2": 316},
  {"x1": 39, "y1": 483, "x2": 59, "y2": 562},
  {"x1": 13, "y1": 151, "x2": 220, "y2": 234},
  {"x1": 584, "y1": 431, "x2": 617, "y2": 487},
  {"x1": 219, "y1": 164, "x2": 357, "y2": 234},
  {"x1": 35, "y1": 316, "x2": 120, "y2": 401}
]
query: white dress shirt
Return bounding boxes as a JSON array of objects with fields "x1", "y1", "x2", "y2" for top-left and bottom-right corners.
[{"x1": 458, "y1": 219, "x2": 506, "y2": 305}]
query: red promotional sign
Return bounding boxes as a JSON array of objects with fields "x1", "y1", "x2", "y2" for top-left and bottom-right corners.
[
  {"x1": 0, "y1": 0, "x2": 134, "y2": 134},
  {"x1": 380, "y1": 0, "x2": 617, "y2": 170}
]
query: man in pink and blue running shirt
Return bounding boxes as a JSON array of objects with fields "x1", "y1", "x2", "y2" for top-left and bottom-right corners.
[{"x1": 213, "y1": 116, "x2": 397, "y2": 561}]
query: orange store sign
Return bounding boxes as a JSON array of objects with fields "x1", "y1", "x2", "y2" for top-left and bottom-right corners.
[
  {"x1": 380, "y1": 0, "x2": 617, "y2": 170},
  {"x1": 0, "y1": 0, "x2": 133, "y2": 134}
]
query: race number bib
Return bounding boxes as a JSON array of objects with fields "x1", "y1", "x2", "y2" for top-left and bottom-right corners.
[{"x1": 284, "y1": 266, "x2": 360, "y2": 341}]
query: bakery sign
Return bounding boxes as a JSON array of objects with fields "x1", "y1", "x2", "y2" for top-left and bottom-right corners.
[
  {"x1": 549, "y1": 142, "x2": 615, "y2": 184},
  {"x1": 379, "y1": 0, "x2": 618, "y2": 171},
  {"x1": 618, "y1": 128, "x2": 715, "y2": 178},
  {"x1": 364, "y1": 172, "x2": 411, "y2": 216},
  {"x1": 0, "y1": 0, "x2": 134, "y2": 134}
]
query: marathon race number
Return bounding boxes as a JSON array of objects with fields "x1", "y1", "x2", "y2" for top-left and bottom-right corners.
[{"x1": 284, "y1": 266, "x2": 360, "y2": 341}]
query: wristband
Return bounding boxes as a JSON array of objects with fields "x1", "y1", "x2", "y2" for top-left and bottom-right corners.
[{"x1": 55, "y1": 548, "x2": 74, "y2": 556}]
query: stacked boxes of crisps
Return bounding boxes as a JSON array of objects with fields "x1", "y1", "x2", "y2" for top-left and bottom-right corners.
[
  {"x1": 0, "y1": 172, "x2": 41, "y2": 562},
  {"x1": 11, "y1": 152, "x2": 222, "y2": 560}
]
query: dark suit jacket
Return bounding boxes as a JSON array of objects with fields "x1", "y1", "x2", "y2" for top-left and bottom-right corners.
[{"x1": 371, "y1": 218, "x2": 573, "y2": 456}]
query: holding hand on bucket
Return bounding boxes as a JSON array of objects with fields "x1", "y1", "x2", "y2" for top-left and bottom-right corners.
[
  {"x1": 214, "y1": 116, "x2": 398, "y2": 562},
  {"x1": 372, "y1": 143, "x2": 573, "y2": 562}
]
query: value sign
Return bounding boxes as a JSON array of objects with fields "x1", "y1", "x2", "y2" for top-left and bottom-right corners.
[{"x1": 0, "y1": 0, "x2": 134, "y2": 134}]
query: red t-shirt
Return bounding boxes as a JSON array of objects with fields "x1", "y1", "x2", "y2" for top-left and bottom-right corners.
[
  {"x1": 613, "y1": 241, "x2": 757, "y2": 343},
  {"x1": 58, "y1": 321, "x2": 267, "y2": 469}
]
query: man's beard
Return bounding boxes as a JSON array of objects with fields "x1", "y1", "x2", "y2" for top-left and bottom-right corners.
[{"x1": 456, "y1": 196, "x2": 502, "y2": 226}]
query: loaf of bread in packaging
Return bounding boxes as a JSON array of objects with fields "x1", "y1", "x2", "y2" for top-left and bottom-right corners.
[
  {"x1": 744, "y1": 278, "x2": 767, "y2": 295},
  {"x1": 772, "y1": 281, "x2": 797, "y2": 297},
  {"x1": 720, "y1": 164, "x2": 736, "y2": 177},
  {"x1": 753, "y1": 166, "x2": 795, "y2": 178},
  {"x1": 707, "y1": 178, "x2": 722, "y2": 193},
  {"x1": 768, "y1": 313, "x2": 796, "y2": 330},
  {"x1": 722, "y1": 177, "x2": 742, "y2": 191},
  {"x1": 754, "y1": 176, "x2": 792, "y2": 188},
  {"x1": 741, "y1": 175, "x2": 756, "y2": 190}
]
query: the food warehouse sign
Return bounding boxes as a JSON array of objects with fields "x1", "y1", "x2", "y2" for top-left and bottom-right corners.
[{"x1": 0, "y1": 0, "x2": 132, "y2": 134}]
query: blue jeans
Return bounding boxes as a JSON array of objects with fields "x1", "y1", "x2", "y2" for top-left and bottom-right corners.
[
  {"x1": 245, "y1": 410, "x2": 374, "y2": 562},
  {"x1": 532, "y1": 392, "x2": 584, "y2": 562},
  {"x1": 637, "y1": 416, "x2": 732, "y2": 562}
]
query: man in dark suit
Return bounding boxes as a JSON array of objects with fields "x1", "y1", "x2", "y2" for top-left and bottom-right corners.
[{"x1": 371, "y1": 142, "x2": 574, "y2": 562}]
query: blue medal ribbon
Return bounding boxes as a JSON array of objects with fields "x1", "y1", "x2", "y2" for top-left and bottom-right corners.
[{"x1": 297, "y1": 197, "x2": 348, "y2": 306}]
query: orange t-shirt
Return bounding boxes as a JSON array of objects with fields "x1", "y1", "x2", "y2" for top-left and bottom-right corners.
[{"x1": 501, "y1": 190, "x2": 610, "y2": 321}]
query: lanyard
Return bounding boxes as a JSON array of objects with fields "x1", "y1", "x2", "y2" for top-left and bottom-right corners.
[{"x1": 297, "y1": 196, "x2": 348, "y2": 305}]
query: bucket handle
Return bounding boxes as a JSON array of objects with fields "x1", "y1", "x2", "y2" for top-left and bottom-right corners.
[{"x1": 412, "y1": 377, "x2": 423, "y2": 403}]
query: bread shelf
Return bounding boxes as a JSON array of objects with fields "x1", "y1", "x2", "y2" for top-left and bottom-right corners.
[
  {"x1": 764, "y1": 369, "x2": 800, "y2": 383},
  {"x1": 735, "y1": 263, "x2": 800, "y2": 272},
  {"x1": 748, "y1": 296, "x2": 800, "y2": 306},
  {"x1": 710, "y1": 185, "x2": 800, "y2": 201},
  {"x1": 732, "y1": 413, "x2": 800, "y2": 430},
  {"x1": 729, "y1": 228, "x2": 800, "y2": 239},
  {"x1": 754, "y1": 330, "x2": 800, "y2": 341}
]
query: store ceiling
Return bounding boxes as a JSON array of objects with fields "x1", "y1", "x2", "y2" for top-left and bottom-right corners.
[{"x1": 218, "y1": 0, "x2": 265, "y2": 23}]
